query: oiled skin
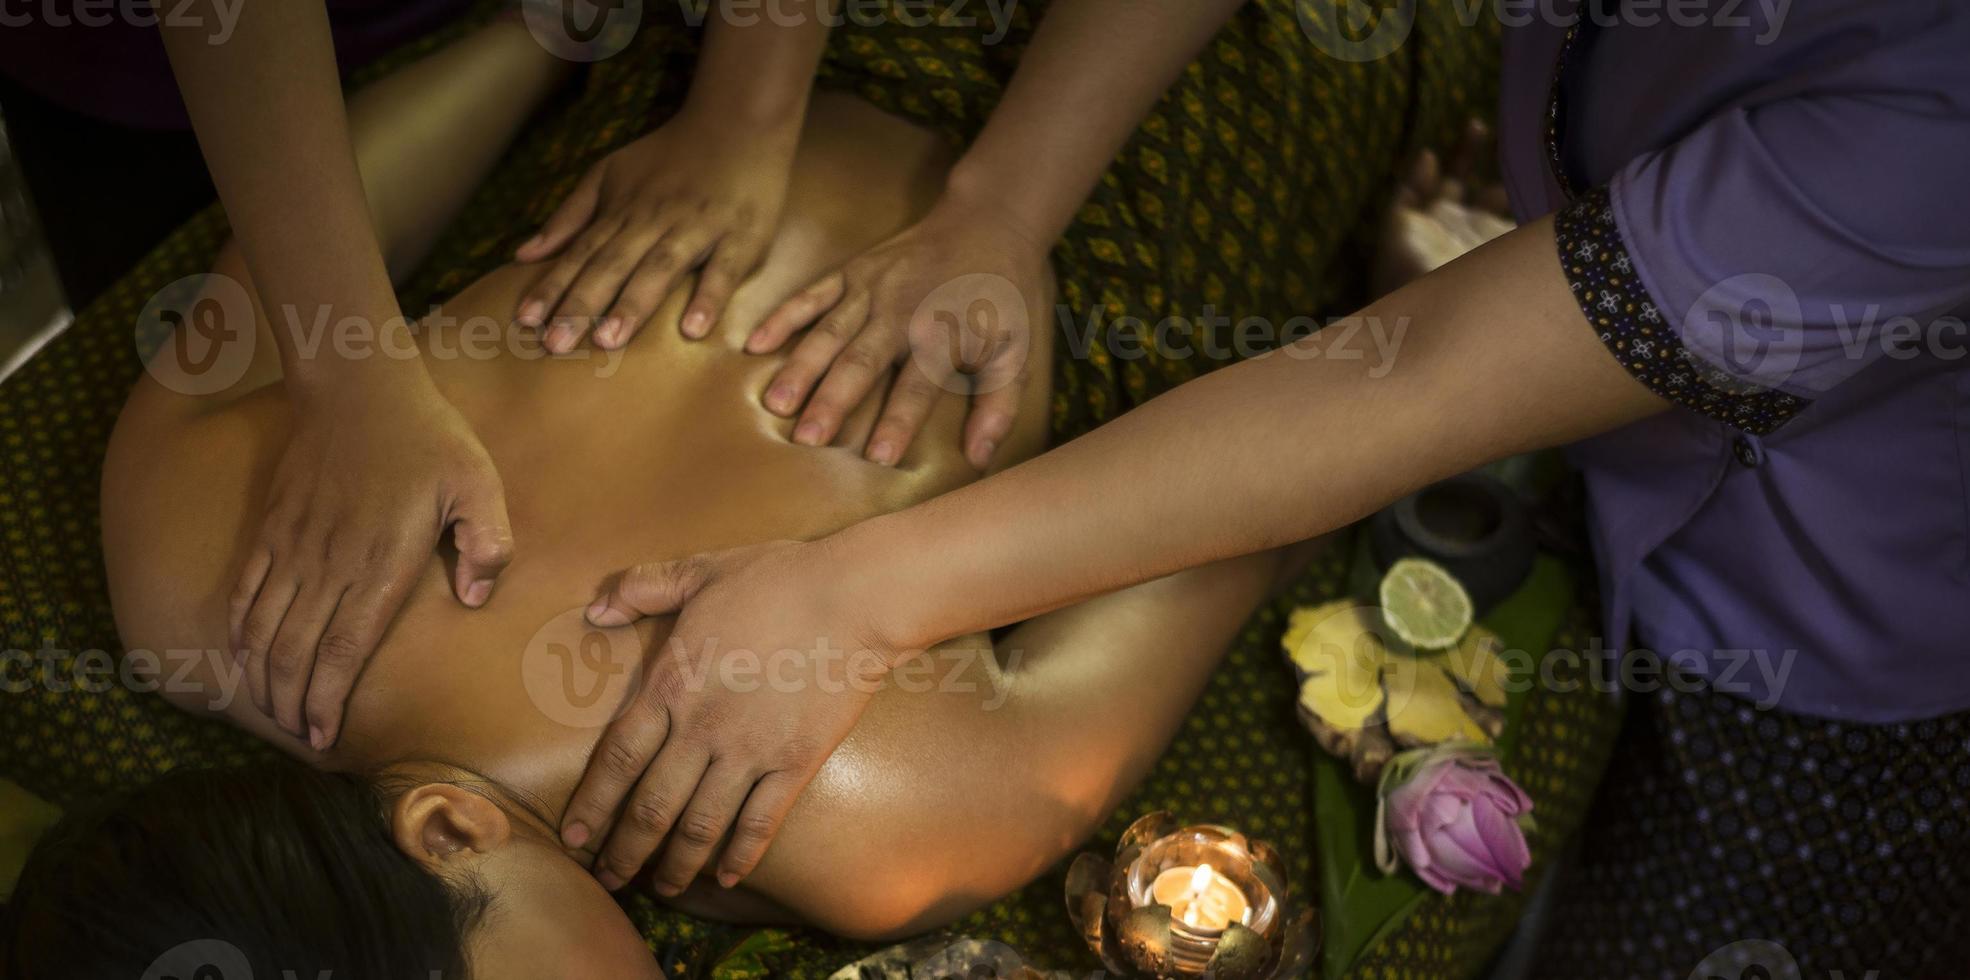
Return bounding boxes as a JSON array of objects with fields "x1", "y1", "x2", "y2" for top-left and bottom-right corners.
[{"x1": 101, "y1": 93, "x2": 1280, "y2": 938}]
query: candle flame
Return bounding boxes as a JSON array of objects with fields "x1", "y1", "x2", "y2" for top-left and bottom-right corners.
[{"x1": 1189, "y1": 863, "x2": 1214, "y2": 895}]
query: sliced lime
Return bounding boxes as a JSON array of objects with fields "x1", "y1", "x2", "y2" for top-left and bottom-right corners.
[{"x1": 1378, "y1": 557, "x2": 1473, "y2": 650}]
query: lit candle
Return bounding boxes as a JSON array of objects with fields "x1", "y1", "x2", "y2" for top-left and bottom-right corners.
[{"x1": 1149, "y1": 863, "x2": 1252, "y2": 932}]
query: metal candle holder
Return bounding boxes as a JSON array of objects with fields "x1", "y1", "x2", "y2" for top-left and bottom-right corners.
[{"x1": 1064, "y1": 812, "x2": 1317, "y2": 979}]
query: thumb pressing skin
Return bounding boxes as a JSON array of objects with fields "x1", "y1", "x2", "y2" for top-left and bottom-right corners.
[
  {"x1": 450, "y1": 477, "x2": 515, "y2": 608},
  {"x1": 587, "y1": 559, "x2": 712, "y2": 627},
  {"x1": 964, "y1": 354, "x2": 1027, "y2": 470}
]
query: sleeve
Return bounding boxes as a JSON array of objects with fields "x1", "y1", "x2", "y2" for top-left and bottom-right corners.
[{"x1": 1555, "y1": 90, "x2": 1970, "y2": 434}]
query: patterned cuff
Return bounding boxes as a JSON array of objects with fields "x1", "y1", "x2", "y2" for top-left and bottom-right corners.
[{"x1": 1555, "y1": 187, "x2": 1807, "y2": 435}]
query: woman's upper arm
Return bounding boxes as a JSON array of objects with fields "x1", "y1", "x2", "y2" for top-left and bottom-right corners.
[{"x1": 999, "y1": 550, "x2": 1285, "y2": 685}]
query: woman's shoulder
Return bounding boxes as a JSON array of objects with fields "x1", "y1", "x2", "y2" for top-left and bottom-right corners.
[{"x1": 101, "y1": 375, "x2": 286, "y2": 706}]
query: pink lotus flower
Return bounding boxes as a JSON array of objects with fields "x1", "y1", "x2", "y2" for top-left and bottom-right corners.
[{"x1": 1374, "y1": 743, "x2": 1534, "y2": 895}]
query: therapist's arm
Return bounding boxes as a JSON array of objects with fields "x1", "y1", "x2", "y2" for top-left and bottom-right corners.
[
  {"x1": 565, "y1": 214, "x2": 1670, "y2": 893},
  {"x1": 161, "y1": 2, "x2": 513, "y2": 751}
]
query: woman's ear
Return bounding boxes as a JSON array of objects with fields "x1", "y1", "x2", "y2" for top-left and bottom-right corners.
[{"x1": 390, "y1": 782, "x2": 513, "y2": 870}]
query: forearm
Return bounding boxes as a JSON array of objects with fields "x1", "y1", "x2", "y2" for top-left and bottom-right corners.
[
  {"x1": 685, "y1": 0, "x2": 835, "y2": 125},
  {"x1": 837, "y1": 217, "x2": 1668, "y2": 650},
  {"x1": 1005, "y1": 549, "x2": 1285, "y2": 671},
  {"x1": 160, "y1": 0, "x2": 424, "y2": 403},
  {"x1": 946, "y1": 0, "x2": 1251, "y2": 242}
]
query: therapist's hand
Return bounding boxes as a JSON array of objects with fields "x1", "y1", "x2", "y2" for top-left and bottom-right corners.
[
  {"x1": 745, "y1": 189, "x2": 1049, "y2": 470},
  {"x1": 513, "y1": 102, "x2": 799, "y2": 352},
  {"x1": 234, "y1": 378, "x2": 513, "y2": 751},
  {"x1": 564, "y1": 539, "x2": 894, "y2": 894}
]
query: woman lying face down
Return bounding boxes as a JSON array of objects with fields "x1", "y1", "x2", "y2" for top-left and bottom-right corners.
[{"x1": 1, "y1": 23, "x2": 1299, "y2": 977}]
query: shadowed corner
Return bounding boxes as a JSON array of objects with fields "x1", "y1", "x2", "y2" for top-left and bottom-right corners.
[{"x1": 0, "y1": 777, "x2": 62, "y2": 902}]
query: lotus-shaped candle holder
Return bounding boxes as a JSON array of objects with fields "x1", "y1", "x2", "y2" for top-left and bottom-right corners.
[{"x1": 1064, "y1": 812, "x2": 1317, "y2": 979}]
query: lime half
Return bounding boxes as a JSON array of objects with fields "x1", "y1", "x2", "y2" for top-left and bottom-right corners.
[{"x1": 1378, "y1": 558, "x2": 1473, "y2": 650}]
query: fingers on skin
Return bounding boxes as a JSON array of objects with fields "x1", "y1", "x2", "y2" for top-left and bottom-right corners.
[
  {"x1": 684, "y1": 234, "x2": 769, "y2": 341},
  {"x1": 563, "y1": 689, "x2": 672, "y2": 853},
  {"x1": 866, "y1": 358, "x2": 953, "y2": 466},
  {"x1": 652, "y1": 760, "x2": 754, "y2": 895},
  {"x1": 764, "y1": 290, "x2": 870, "y2": 423},
  {"x1": 598, "y1": 223, "x2": 721, "y2": 348},
  {"x1": 229, "y1": 547, "x2": 274, "y2": 652},
  {"x1": 301, "y1": 562, "x2": 416, "y2": 752},
  {"x1": 515, "y1": 164, "x2": 605, "y2": 264},
  {"x1": 541, "y1": 221, "x2": 672, "y2": 353},
  {"x1": 964, "y1": 361, "x2": 1028, "y2": 470},
  {"x1": 796, "y1": 319, "x2": 903, "y2": 447},
  {"x1": 748, "y1": 273, "x2": 847, "y2": 357},
  {"x1": 594, "y1": 741, "x2": 709, "y2": 893},
  {"x1": 717, "y1": 770, "x2": 802, "y2": 886},
  {"x1": 587, "y1": 558, "x2": 711, "y2": 628},
  {"x1": 265, "y1": 583, "x2": 348, "y2": 740},
  {"x1": 553, "y1": 225, "x2": 673, "y2": 342},
  {"x1": 516, "y1": 217, "x2": 622, "y2": 336},
  {"x1": 238, "y1": 573, "x2": 301, "y2": 720},
  {"x1": 449, "y1": 476, "x2": 516, "y2": 607}
]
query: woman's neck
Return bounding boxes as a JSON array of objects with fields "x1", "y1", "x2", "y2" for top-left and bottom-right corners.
[{"x1": 376, "y1": 759, "x2": 591, "y2": 868}]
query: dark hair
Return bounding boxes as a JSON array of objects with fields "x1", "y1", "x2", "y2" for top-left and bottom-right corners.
[{"x1": 2, "y1": 759, "x2": 492, "y2": 980}]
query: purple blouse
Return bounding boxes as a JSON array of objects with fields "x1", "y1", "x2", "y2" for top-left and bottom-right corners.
[{"x1": 1499, "y1": 1, "x2": 1970, "y2": 721}]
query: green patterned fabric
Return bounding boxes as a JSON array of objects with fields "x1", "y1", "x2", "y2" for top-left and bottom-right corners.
[{"x1": 0, "y1": 3, "x2": 1616, "y2": 976}]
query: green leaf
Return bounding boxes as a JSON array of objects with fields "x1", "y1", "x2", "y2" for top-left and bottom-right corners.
[
  {"x1": 1314, "y1": 748, "x2": 1429, "y2": 978},
  {"x1": 1476, "y1": 555, "x2": 1573, "y2": 767}
]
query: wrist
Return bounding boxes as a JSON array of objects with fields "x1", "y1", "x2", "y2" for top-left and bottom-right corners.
[
  {"x1": 285, "y1": 348, "x2": 436, "y2": 418},
  {"x1": 806, "y1": 514, "x2": 933, "y2": 668},
  {"x1": 928, "y1": 173, "x2": 1054, "y2": 262},
  {"x1": 679, "y1": 82, "x2": 808, "y2": 135},
  {"x1": 943, "y1": 150, "x2": 1074, "y2": 248}
]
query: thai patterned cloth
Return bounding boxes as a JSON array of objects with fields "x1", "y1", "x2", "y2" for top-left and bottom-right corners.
[
  {"x1": 0, "y1": 2, "x2": 1620, "y2": 976},
  {"x1": 1533, "y1": 678, "x2": 1970, "y2": 979}
]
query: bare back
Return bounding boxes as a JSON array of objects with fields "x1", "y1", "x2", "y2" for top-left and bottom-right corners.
[
  {"x1": 102, "y1": 93, "x2": 1062, "y2": 927},
  {"x1": 97, "y1": 82, "x2": 1286, "y2": 941}
]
